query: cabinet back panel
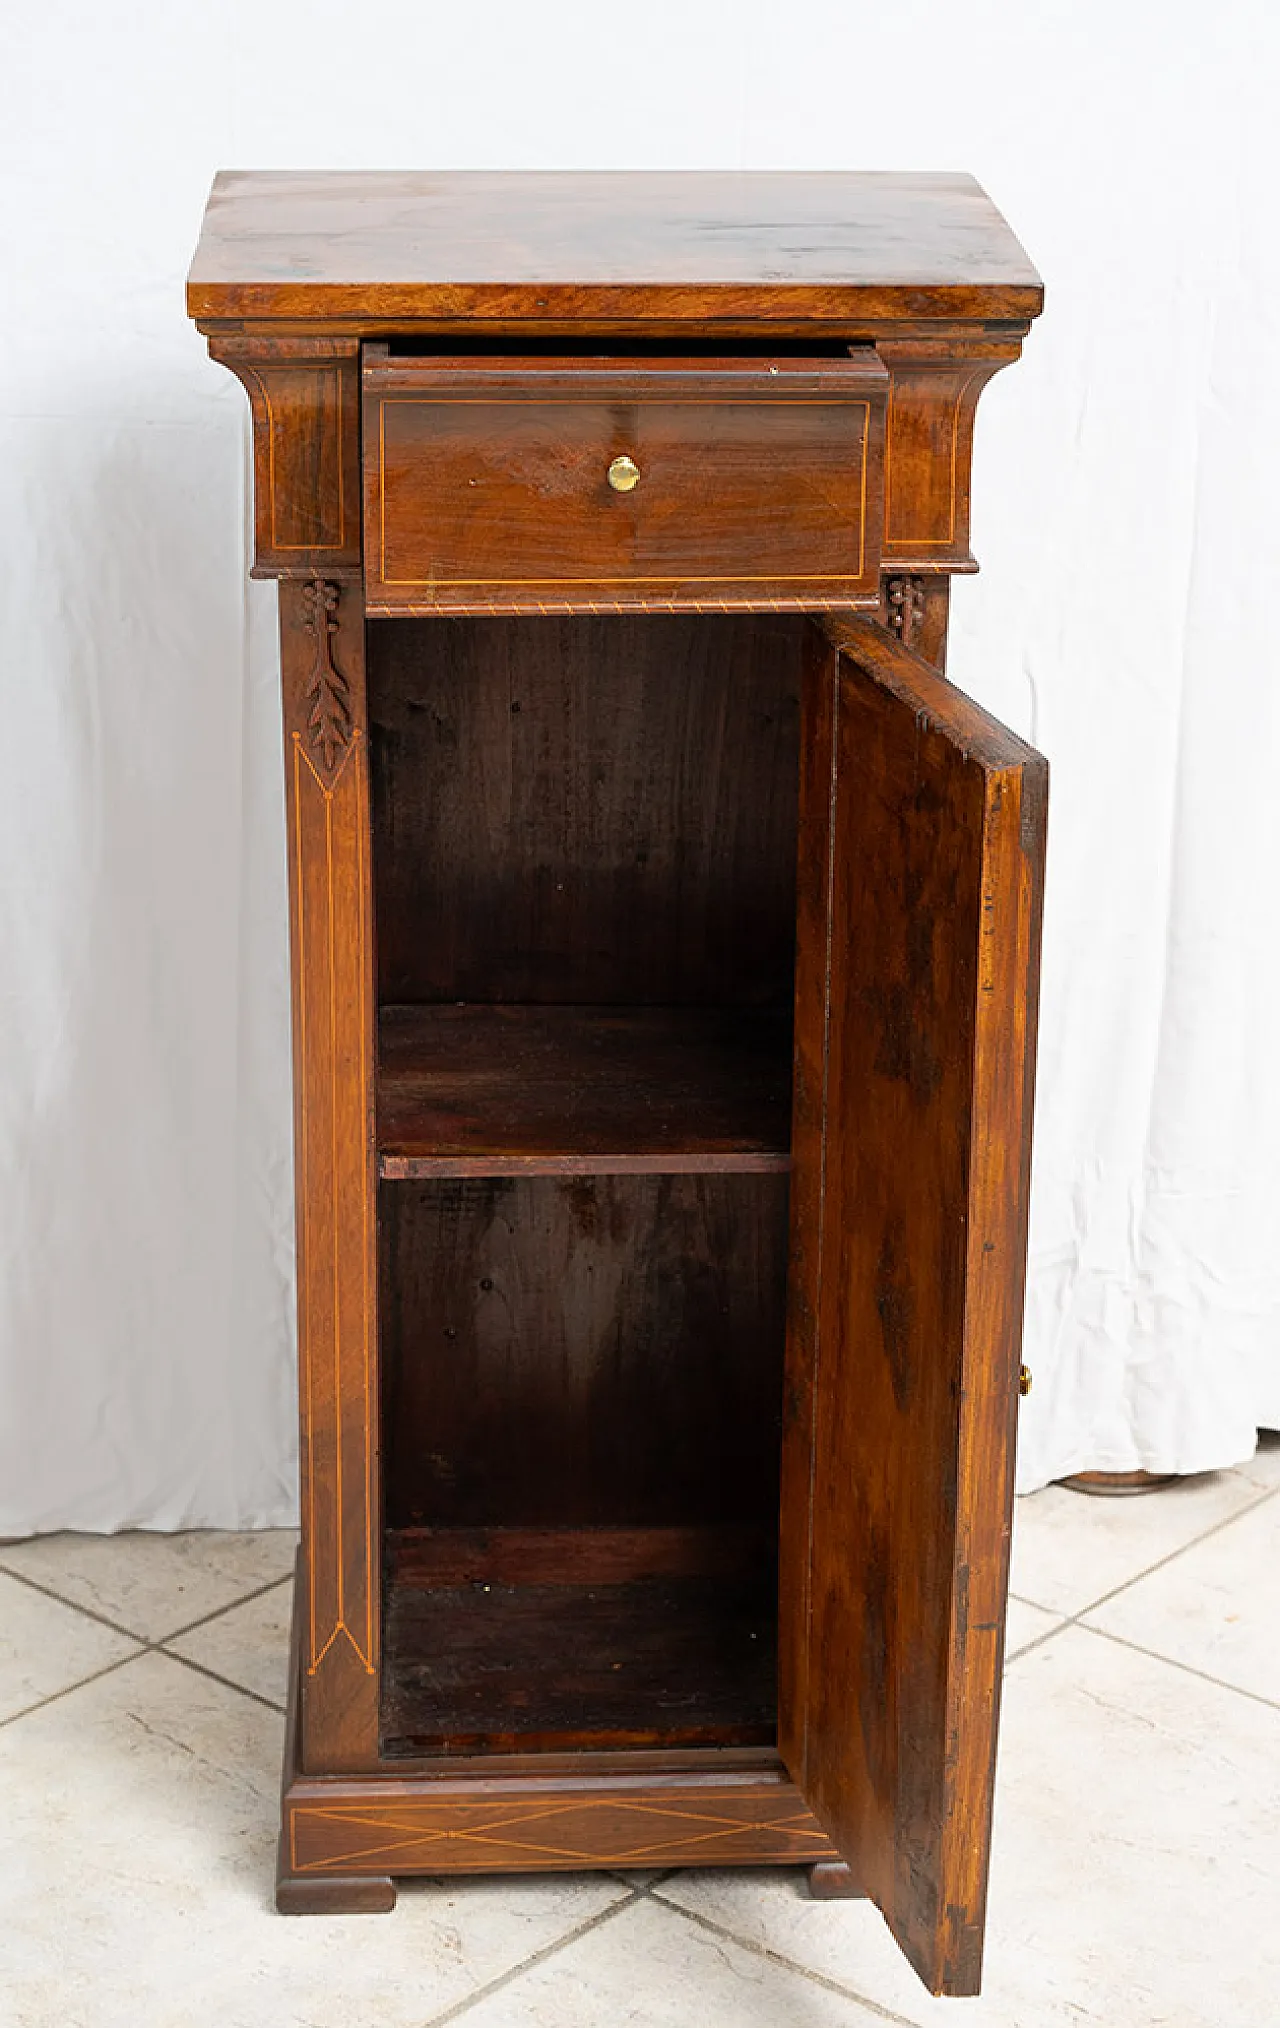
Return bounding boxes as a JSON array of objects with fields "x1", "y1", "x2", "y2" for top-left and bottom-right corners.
[
  {"x1": 380, "y1": 1174, "x2": 788, "y2": 1530},
  {"x1": 367, "y1": 614, "x2": 804, "y2": 1006}
]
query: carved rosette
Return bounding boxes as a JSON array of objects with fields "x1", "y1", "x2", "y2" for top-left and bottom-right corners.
[
  {"x1": 301, "y1": 579, "x2": 354, "y2": 778},
  {"x1": 885, "y1": 575, "x2": 927, "y2": 650}
]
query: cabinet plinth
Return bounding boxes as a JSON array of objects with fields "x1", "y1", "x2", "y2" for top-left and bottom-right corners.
[{"x1": 191, "y1": 170, "x2": 1046, "y2": 2001}]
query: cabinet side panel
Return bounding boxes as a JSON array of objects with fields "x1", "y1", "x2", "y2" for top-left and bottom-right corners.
[{"x1": 280, "y1": 580, "x2": 381, "y2": 1771}]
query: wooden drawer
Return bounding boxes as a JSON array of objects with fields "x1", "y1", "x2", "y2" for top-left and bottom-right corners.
[{"x1": 361, "y1": 350, "x2": 887, "y2": 614}]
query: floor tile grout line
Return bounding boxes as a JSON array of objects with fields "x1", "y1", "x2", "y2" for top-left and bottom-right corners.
[
  {"x1": 0, "y1": 1614, "x2": 290, "y2": 1735},
  {"x1": 1013, "y1": 1479, "x2": 1280, "y2": 1626},
  {"x1": 1002, "y1": 1596, "x2": 1074, "y2": 1667},
  {"x1": 418, "y1": 1885, "x2": 647, "y2": 2028},
  {"x1": 650, "y1": 1892, "x2": 923, "y2": 2027},
  {"x1": 160, "y1": 1569, "x2": 296, "y2": 1643},
  {"x1": 152, "y1": 1645, "x2": 288, "y2": 1715},
  {"x1": 0, "y1": 1644, "x2": 907, "y2": 2019},
  {"x1": 1005, "y1": 1486, "x2": 1280, "y2": 1683},
  {"x1": 1074, "y1": 1618, "x2": 1280, "y2": 1715},
  {"x1": 0, "y1": 1560, "x2": 153, "y2": 1644},
  {"x1": 0, "y1": 1648, "x2": 149, "y2": 1734},
  {"x1": 1004, "y1": 1619, "x2": 1074, "y2": 1667},
  {"x1": 0, "y1": 1556, "x2": 297, "y2": 1649}
]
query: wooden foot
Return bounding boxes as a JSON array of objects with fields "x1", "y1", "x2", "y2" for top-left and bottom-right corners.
[
  {"x1": 807, "y1": 1860, "x2": 862, "y2": 1900},
  {"x1": 277, "y1": 1868, "x2": 397, "y2": 1914},
  {"x1": 277, "y1": 1820, "x2": 396, "y2": 1913}
]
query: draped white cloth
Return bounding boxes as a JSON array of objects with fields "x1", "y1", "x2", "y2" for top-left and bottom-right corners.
[{"x1": 1, "y1": 0, "x2": 1275, "y2": 1529}]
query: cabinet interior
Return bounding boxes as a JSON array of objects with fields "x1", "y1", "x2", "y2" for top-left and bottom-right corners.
[{"x1": 369, "y1": 612, "x2": 807, "y2": 1760}]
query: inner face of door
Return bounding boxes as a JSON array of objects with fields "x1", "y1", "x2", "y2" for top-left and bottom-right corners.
[{"x1": 369, "y1": 612, "x2": 806, "y2": 1759}]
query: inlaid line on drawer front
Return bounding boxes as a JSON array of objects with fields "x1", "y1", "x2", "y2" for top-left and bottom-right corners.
[
  {"x1": 362, "y1": 352, "x2": 888, "y2": 614},
  {"x1": 375, "y1": 396, "x2": 874, "y2": 589}
]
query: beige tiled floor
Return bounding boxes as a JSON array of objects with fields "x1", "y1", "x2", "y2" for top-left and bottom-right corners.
[{"x1": 0, "y1": 1441, "x2": 1276, "y2": 2028}]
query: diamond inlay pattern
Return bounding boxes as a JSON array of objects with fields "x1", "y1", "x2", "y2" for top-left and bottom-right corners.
[{"x1": 289, "y1": 1785, "x2": 834, "y2": 1874}]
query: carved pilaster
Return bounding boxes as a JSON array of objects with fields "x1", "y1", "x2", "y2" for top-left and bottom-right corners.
[{"x1": 279, "y1": 578, "x2": 380, "y2": 1773}]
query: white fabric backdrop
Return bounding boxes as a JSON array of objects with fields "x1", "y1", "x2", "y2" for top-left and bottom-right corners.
[{"x1": 2, "y1": 0, "x2": 1277, "y2": 1530}]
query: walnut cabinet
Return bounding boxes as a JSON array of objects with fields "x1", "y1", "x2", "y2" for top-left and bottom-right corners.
[{"x1": 188, "y1": 172, "x2": 1047, "y2": 1998}]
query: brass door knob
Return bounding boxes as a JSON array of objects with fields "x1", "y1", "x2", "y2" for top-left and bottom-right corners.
[
  {"x1": 607, "y1": 454, "x2": 640, "y2": 493},
  {"x1": 1019, "y1": 1365, "x2": 1033, "y2": 1398}
]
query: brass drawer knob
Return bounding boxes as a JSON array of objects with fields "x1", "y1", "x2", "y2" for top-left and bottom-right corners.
[
  {"x1": 607, "y1": 454, "x2": 641, "y2": 493},
  {"x1": 1019, "y1": 1365, "x2": 1033, "y2": 1398}
]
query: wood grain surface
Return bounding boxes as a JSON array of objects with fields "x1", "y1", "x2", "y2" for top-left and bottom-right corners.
[
  {"x1": 778, "y1": 614, "x2": 1047, "y2": 1997},
  {"x1": 367, "y1": 612, "x2": 802, "y2": 1009},
  {"x1": 378, "y1": 1173, "x2": 788, "y2": 1533},
  {"x1": 277, "y1": 1555, "x2": 838, "y2": 1891},
  {"x1": 208, "y1": 335, "x2": 362, "y2": 580},
  {"x1": 362, "y1": 351, "x2": 885, "y2": 614},
  {"x1": 193, "y1": 177, "x2": 1039, "y2": 585},
  {"x1": 188, "y1": 171, "x2": 1042, "y2": 325},
  {"x1": 287, "y1": 1772, "x2": 837, "y2": 1877},
  {"x1": 381, "y1": 1524, "x2": 777, "y2": 1757},
  {"x1": 377, "y1": 1003, "x2": 792, "y2": 1176},
  {"x1": 194, "y1": 172, "x2": 1047, "y2": 1991},
  {"x1": 278, "y1": 581, "x2": 381, "y2": 1775}
]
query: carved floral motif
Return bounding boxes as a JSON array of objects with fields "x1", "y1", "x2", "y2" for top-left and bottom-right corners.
[{"x1": 301, "y1": 579, "x2": 353, "y2": 773}]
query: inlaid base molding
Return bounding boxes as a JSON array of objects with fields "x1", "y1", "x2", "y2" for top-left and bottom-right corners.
[
  {"x1": 285, "y1": 1779, "x2": 838, "y2": 1878},
  {"x1": 276, "y1": 1843, "x2": 397, "y2": 1914}
]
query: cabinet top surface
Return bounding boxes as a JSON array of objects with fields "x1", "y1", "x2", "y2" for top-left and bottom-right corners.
[{"x1": 186, "y1": 171, "x2": 1042, "y2": 327}]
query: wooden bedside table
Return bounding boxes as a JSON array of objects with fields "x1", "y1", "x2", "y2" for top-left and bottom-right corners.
[{"x1": 188, "y1": 171, "x2": 1046, "y2": 1999}]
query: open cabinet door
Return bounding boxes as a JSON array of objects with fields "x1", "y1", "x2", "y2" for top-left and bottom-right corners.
[{"x1": 779, "y1": 613, "x2": 1048, "y2": 1997}]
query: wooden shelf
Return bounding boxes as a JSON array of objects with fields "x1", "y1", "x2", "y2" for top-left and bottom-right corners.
[
  {"x1": 380, "y1": 1526, "x2": 778, "y2": 1758},
  {"x1": 378, "y1": 1004, "x2": 792, "y2": 1178}
]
